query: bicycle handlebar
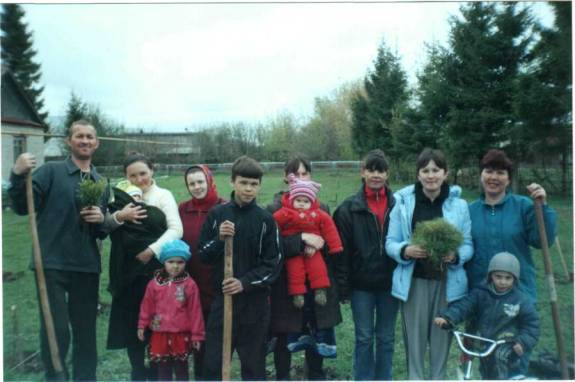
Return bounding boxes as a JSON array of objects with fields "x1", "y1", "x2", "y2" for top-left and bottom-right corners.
[{"x1": 452, "y1": 330, "x2": 508, "y2": 358}]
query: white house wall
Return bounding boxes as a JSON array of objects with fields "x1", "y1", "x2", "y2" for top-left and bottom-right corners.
[{"x1": 2, "y1": 123, "x2": 45, "y2": 181}]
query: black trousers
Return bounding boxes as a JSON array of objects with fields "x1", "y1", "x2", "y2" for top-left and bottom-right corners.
[
  {"x1": 274, "y1": 334, "x2": 325, "y2": 380},
  {"x1": 36, "y1": 270, "x2": 99, "y2": 381},
  {"x1": 203, "y1": 310, "x2": 270, "y2": 381}
]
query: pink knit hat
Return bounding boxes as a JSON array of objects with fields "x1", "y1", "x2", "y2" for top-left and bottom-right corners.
[{"x1": 287, "y1": 173, "x2": 321, "y2": 204}]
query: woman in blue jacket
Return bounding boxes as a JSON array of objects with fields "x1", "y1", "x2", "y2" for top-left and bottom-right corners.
[
  {"x1": 466, "y1": 149, "x2": 556, "y2": 374},
  {"x1": 385, "y1": 148, "x2": 473, "y2": 380}
]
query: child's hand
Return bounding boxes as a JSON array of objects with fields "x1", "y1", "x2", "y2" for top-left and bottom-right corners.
[
  {"x1": 137, "y1": 328, "x2": 145, "y2": 342},
  {"x1": 304, "y1": 245, "x2": 316, "y2": 257},
  {"x1": 222, "y1": 277, "x2": 243, "y2": 295},
  {"x1": 191, "y1": 341, "x2": 202, "y2": 352},
  {"x1": 513, "y1": 342, "x2": 524, "y2": 356},
  {"x1": 434, "y1": 317, "x2": 448, "y2": 328},
  {"x1": 219, "y1": 220, "x2": 235, "y2": 240}
]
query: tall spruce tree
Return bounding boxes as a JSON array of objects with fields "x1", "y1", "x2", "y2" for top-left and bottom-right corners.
[
  {"x1": 1, "y1": 4, "x2": 47, "y2": 121},
  {"x1": 437, "y1": 3, "x2": 534, "y2": 174},
  {"x1": 351, "y1": 41, "x2": 408, "y2": 156},
  {"x1": 416, "y1": 44, "x2": 454, "y2": 151},
  {"x1": 515, "y1": 2, "x2": 572, "y2": 193}
]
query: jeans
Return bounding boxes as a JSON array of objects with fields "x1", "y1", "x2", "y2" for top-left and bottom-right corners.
[{"x1": 350, "y1": 289, "x2": 399, "y2": 381}]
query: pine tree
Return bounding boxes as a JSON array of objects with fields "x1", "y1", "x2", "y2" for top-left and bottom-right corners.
[
  {"x1": 351, "y1": 40, "x2": 409, "y2": 156},
  {"x1": 436, "y1": 3, "x2": 535, "y2": 173},
  {"x1": 64, "y1": 92, "x2": 89, "y2": 133},
  {"x1": 1, "y1": 4, "x2": 47, "y2": 121},
  {"x1": 515, "y1": 2, "x2": 572, "y2": 194}
]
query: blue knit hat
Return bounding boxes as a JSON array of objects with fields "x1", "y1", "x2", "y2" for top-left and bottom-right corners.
[{"x1": 159, "y1": 240, "x2": 191, "y2": 264}]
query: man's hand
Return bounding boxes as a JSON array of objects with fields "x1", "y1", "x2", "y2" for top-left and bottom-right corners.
[
  {"x1": 136, "y1": 248, "x2": 155, "y2": 264},
  {"x1": 80, "y1": 206, "x2": 105, "y2": 224},
  {"x1": 404, "y1": 245, "x2": 428, "y2": 259},
  {"x1": 222, "y1": 277, "x2": 243, "y2": 295},
  {"x1": 13, "y1": 153, "x2": 36, "y2": 175},
  {"x1": 302, "y1": 233, "x2": 324, "y2": 251},
  {"x1": 191, "y1": 341, "x2": 202, "y2": 352},
  {"x1": 219, "y1": 220, "x2": 235, "y2": 240},
  {"x1": 116, "y1": 203, "x2": 147, "y2": 224}
]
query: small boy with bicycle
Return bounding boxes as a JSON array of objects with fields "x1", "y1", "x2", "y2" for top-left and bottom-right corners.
[{"x1": 434, "y1": 252, "x2": 539, "y2": 379}]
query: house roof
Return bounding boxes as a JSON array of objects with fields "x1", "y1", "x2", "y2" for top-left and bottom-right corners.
[{"x1": 1, "y1": 66, "x2": 48, "y2": 132}]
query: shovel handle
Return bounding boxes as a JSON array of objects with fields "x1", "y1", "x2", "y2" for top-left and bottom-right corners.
[
  {"x1": 27, "y1": 173, "x2": 64, "y2": 373},
  {"x1": 534, "y1": 199, "x2": 569, "y2": 379},
  {"x1": 222, "y1": 236, "x2": 233, "y2": 380}
]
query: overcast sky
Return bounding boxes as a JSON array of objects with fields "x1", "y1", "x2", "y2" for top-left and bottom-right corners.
[{"x1": 21, "y1": 2, "x2": 554, "y2": 132}]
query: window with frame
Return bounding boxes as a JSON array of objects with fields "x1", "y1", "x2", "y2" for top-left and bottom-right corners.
[{"x1": 13, "y1": 135, "x2": 26, "y2": 161}]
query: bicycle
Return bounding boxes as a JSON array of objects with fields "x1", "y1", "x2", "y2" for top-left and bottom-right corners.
[{"x1": 452, "y1": 330, "x2": 532, "y2": 380}]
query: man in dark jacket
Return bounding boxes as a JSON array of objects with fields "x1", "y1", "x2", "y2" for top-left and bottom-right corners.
[
  {"x1": 333, "y1": 149, "x2": 398, "y2": 381},
  {"x1": 199, "y1": 156, "x2": 281, "y2": 381},
  {"x1": 268, "y1": 155, "x2": 342, "y2": 380},
  {"x1": 435, "y1": 252, "x2": 539, "y2": 379},
  {"x1": 9, "y1": 120, "x2": 106, "y2": 381}
]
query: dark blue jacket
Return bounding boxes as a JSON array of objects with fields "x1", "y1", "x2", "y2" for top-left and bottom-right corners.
[
  {"x1": 439, "y1": 282, "x2": 539, "y2": 352},
  {"x1": 9, "y1": 157, "x2": 107, "y2": 274},
  {"x1": 199, "y1": 193, "x2": 281, "y2": 325}
]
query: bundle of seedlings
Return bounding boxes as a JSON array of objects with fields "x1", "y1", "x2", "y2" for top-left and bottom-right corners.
[
  {"x1": 77, "y1": 178, "x2": 107, "y2": 208},
  {"x1": 411, "y1": 218, "x2": 463, "y2": 271}
]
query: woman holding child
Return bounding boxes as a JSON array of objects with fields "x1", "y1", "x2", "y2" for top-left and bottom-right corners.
[
  {"x1": 385, "y1": 148, "x2": 473, "y2": 380},
  {"x1": 268, "y1": 155, "x2": 342, "y2": 380},
  {"x1": 106, "y1": 153, "x2": 183, "y2": 381}
]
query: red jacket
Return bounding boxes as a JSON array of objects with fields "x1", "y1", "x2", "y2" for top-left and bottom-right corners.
[
  {"x1": 179, "y1": 165, "x2": 226, "y2": 314},
  {"x1": 138, "y1": 271, "x2": 205, "y2": 341},
  {"x1": 273, "y1": 194, "x2": 343, "y2": 254}
]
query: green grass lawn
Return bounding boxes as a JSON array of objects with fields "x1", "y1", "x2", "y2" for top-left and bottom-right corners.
[{"x1": 3, "y1": 169, "x2": 573, "y2": 380}]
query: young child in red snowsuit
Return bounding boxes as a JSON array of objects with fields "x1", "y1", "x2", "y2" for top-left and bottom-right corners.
[
  {"x1": 138, "y1": 240, "x2": 205, "y2": 381},
  {"x1": 273, "y1": 174, "x2": 343, "y2": 308}
]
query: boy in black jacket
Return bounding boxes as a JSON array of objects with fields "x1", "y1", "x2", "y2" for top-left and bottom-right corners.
[
  {"x1": 199, "y1": 156, "x2": 282, "y2": 380},
  {"x1": 435, "y1": 252, "x2": 539, "y2": 379}
]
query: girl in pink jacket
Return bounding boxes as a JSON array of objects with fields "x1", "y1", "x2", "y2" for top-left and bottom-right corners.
[{"x1": 138, "y1": 240, "x2": 205, "y2": 381}]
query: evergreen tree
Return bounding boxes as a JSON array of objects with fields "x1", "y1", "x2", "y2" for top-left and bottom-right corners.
[
  {"x1": 1, "y1": 4, "x2": 47, "y2": 121},
  {"x1": 351, "y1": 41, "x2": 409, "y2": 156},
  {"x1": 515, "y1": 2, "x2": 572, "y2": 193},
  {"x1": 64, "y1": 92, "x2": 89, "y2": 132},
  {"x1": 437, "y1": 3, "x2": 535, "y2": 173},
  {"x1": 416, "y1": 43, "x2": 454, "y2": 151}
]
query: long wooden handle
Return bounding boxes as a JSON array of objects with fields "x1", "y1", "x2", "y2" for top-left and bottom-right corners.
[
  {"x1": 222, "y1": 236, "x2": 234, "y2": 381},
  {"x1": 27, "y1": 173, "x2": 64, "y2": 373},
  {"x1": 554, "y1": 237, "x2": 572, "y2": 281},
  {"x1": 534, "y1": 199, "x2": 569, "y2": 379}
]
